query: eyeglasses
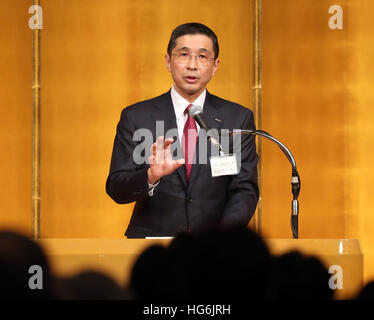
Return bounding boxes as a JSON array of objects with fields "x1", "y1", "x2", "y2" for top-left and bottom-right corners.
[{"x1": 171, "y1": 53, "x2": 215, "y2": 66}]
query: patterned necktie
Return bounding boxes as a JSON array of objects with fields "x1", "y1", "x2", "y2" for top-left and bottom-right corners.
[{"x1": 182, "y1": 104, "x2": 198, "y2": 181}]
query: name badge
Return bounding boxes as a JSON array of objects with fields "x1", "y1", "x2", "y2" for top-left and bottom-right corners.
[{"x1": 210, "y1": 154, "x2": 239, "y2": 177}]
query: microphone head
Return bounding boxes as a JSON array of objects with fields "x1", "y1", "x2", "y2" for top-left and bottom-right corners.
[{"x1": 189, "y1": 105, "x2": 203, "y2": 118}]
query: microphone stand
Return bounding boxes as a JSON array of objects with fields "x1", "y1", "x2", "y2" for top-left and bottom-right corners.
[{"x1": 227, "y1": 129, "x2": 300, "y2": 239}]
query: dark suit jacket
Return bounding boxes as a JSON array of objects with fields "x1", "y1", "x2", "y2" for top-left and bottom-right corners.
[{"x1": 106, "y1": 90, "x2": 259, "y2": 238}]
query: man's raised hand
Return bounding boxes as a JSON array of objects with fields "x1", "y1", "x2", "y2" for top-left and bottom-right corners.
[{"x1": 147, "y1": 136, "x2": 185, "y2": 184}]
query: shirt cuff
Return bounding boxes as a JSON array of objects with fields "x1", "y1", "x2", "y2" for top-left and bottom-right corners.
[{"x1": 148, "y1": 180, "x2": 160, "y2": 197}]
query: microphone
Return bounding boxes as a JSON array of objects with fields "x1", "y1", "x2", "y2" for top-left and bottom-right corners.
[{"x1": 189, "y1": 105, "x2": 223, "y2": 154}]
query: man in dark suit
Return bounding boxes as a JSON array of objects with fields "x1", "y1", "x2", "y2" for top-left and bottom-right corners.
[{"x1": 106, "y1": 23, "x2": 259, "y2": 238}]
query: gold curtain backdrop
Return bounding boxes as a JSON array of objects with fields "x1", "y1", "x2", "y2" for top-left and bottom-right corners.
[
  {"x1": 2, "y1": 0, "x2": 374, "y2": 282},
  {"x1": 0, "y1": 1, "x2": 32, "y2": 235},
  {"x1": 261, "y1": 0, "x2": 347, "y2": 239}
]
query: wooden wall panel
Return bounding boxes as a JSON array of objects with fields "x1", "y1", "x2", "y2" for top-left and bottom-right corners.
[
  {"x1": 0, "y1": 1, "x2": 32, "y2": 235},
  {"x1": 261, "y1": 0, "x2": 374, "y2": 282},
  {"x1": 345, "y1": 0, "x2": 374, "y2": 282},
  {"x1": 261, "y1": 0, "x2": 347, "y2": 239}
]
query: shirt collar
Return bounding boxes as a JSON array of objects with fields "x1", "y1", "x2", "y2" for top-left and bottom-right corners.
[{"x1": 171, "y1": 85, "x2": 206, "y2": 119}]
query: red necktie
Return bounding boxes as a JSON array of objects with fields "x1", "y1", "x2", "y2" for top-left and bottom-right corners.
[{"x1": 182, "y1": 104, "x2": 198, "y2": 181}]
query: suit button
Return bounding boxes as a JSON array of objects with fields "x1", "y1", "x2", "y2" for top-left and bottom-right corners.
[{"x1": 186, "y1": 197, "x2": 193, "y2": 203}]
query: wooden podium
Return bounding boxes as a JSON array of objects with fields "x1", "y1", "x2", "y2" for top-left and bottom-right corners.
[
  {"x1": 38, "y1": 238, "x2": 363, "y2": 299},
  {"x1": 266, "y1": 239, "x2": 363, "y2": 299}
]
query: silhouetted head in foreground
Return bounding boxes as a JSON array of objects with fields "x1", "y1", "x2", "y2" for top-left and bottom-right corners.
[
  {"x1": 266, "y1": 250, "x2": 334, "y2": 300},
  {"x1": 130, "y1": 226, "x2": 272, "y2": 300},
  {"x1": 0, "y1": 230, "x2": 53, "y2": 299},
  {"x1": 355, "y1": 281, "x2": 374, "y2": 300},
  {"x1": 55, "y1": 270, "x2": 125, "y2": 300}
]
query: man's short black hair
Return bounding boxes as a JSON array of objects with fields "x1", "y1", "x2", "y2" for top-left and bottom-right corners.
[{"x1": 167, "y1": 22, "x2": 219, "y2": 59}]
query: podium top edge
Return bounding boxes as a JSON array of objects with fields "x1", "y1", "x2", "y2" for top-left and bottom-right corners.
[
  {"x1": 265, "y1": 239, "x2": 362, "y2": 255},
  {"x1": 37, "y1": 238, "x2": 362, "y2": 256}
]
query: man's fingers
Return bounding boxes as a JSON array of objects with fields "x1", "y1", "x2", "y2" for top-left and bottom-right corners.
[
  {"x1": 148, "y1": 155, "x2": 155, "y2": 165},
  {"x1": 151, "y1": 137, "x2": 174, "y2": 154},
  {"x1": 150, "y1": 142, "x2": 155, "y2": 154},
  {"x1": 163, "y1": 137, "x2": 174, "y2": 149},
  {"x1": 151, "y1": 137, "x2": 175, "y2": 165},
  {"x1": 156, "y1": 136, "x2": 164, "y2": 151},
  {"x1": 155, "y1": 136, "x2": 164, "y2": 163}
]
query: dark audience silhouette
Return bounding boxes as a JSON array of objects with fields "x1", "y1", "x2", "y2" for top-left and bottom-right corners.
[
  {"x1": 0, "y1": 227, "x2": 371, "y2": 300},
  {"x1": 129, "y1": 226, "x2": 335, "y2": 300},
  {"x1": 266, "y1": 250, "x2": 334, "y2": 300},
  {"x1": 355, "y1": 281, "x2": 374, "y2": 300},
  {"x1": 130, "y1": 226, "x2": 273, "y2": 299},
  {"x1": 54, "y1": 270, "x2": 125, "y2": 300},
  {"x1": 0, "y1": 230, "x2": 55, "y2": 299}
]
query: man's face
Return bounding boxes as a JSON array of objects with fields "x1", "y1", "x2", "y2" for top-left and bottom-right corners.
[{"x1": 165, "y1": 34, "x2": 219, "y2": 102}]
